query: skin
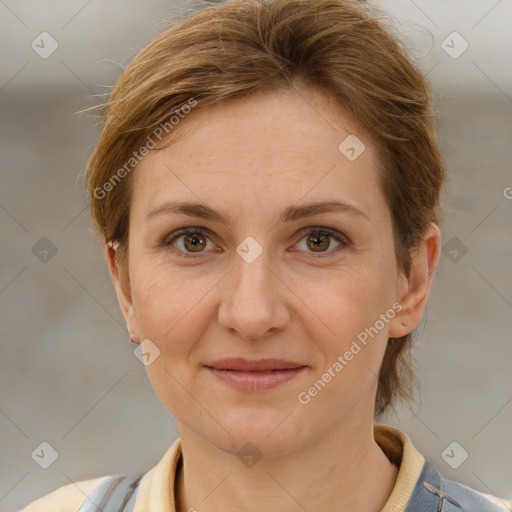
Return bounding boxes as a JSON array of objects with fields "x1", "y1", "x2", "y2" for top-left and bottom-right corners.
[{"x1": 106, "y1": 83, "x2": 441, "y2": 512}]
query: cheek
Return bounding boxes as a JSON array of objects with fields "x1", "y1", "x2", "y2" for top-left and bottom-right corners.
[
  {"x1": 305, "y1": 262, "x2": 397, "y2": 336},
  {"x1": 130, "y1": 268, "x2": 215, "y2": 412},
  {"x1": 130, "y1": 261, "x2": 216, "y2": 356},
  {"x1": 298, "y1": 274, "x2": 395, "y2": 412},
  {"x1": 300, "y1": 261, "x2": 398, "y2": 392}
]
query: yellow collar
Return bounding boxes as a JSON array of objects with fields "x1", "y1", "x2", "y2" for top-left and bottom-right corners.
[{"x1": 375, "y1": 423, "x2": 425, "y2": 511}]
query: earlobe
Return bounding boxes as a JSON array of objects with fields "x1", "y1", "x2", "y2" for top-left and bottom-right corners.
[
  {"x1": 105, "y1": 241, "x2": 141, "y2": 342},
  {"x1": 388, "y1": 223, "x2": 441, "y2": 338}
]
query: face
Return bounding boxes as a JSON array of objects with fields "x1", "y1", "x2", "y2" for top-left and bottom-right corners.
[{"x1": 111, "y1": 85, "x2": 430, "y2": 456}]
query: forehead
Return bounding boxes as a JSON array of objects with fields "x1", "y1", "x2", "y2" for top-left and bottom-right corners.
[{"x1": 132, "y1": 85, "x2": 386, "y2": 223}]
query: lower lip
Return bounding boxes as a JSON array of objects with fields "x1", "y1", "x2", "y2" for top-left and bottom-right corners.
[{"x1": 206, "y1": 366, "x2": 307, "y2": 391}]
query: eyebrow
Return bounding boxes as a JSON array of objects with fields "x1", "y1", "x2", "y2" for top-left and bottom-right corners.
[{"x1": 145, "y1": 199, "x2": 369, "y2": 225}]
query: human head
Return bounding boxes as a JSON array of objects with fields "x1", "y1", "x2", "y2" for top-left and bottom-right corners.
[{"x1": 84, "y1": 0, "x2": 445, "y2": 418}]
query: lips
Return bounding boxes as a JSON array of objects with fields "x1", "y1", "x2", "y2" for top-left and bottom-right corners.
[
  {"x1": 206, "y1": 367, "x2": 307, "y2": 391},
  {"x1": 205, "y1": 357, "x2": 306, "y2": 372}
]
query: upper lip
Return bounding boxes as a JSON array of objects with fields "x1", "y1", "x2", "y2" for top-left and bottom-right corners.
[{"x1": 205, "y1": 358, "x2": 307, "y2": 371}]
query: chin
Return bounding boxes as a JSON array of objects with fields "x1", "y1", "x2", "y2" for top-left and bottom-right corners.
[
  {"x1": 201, "y1": 413, "x2": 309, "y2": 459},
  {"x1": 216, "y1": 431, "x2": 302, "y2": 460}
]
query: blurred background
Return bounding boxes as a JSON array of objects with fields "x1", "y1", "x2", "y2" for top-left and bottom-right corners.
[{"x1": 1, "y1": 0, "x2": 511, "y2": 509}]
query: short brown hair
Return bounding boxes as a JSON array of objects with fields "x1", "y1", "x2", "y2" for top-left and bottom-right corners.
[{"x1": 84, "y1": 0, "x2": 446, "y2": 416}]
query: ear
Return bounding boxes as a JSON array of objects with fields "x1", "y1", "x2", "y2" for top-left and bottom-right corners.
[
  {"x1": 388, "y1": 223, "x2": 441, "y2": 338},
  {"x1": 105, "y1": 242, "x2": 141, "y2": 343}
]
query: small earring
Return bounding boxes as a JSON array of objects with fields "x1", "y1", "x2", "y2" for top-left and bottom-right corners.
[{"x1": 130, "y1": 334, "x2": 141, "y2": 344}]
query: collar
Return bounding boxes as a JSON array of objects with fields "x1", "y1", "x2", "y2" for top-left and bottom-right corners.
[{"x1": 375, "y1": 423, "x2": 425, "y2": 511}]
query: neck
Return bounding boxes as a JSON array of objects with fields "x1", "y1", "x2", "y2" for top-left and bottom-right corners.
[{"x1": 174, "y1": 416, "x2": 398, "y2": 512}]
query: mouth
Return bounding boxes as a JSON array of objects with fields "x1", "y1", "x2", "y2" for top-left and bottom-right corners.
[
  {"x1": 204, "y1": 358, "x2": 308, "y2": 391},
  {"x1": 205, "y1": 357, "x2": 306, "y2": 371}
]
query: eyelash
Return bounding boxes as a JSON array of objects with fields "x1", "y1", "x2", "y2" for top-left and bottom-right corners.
[{"x1": 162, "y1": 227, "x2": 350, "y2": 259}]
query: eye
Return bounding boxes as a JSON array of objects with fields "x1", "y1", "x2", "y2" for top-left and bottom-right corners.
[
  {"x1": 294, "y1": 227, "x2": 349, "y2": 258},
  {"x1": 163, "y1": 228, "x2": 216, "y2": 258}
]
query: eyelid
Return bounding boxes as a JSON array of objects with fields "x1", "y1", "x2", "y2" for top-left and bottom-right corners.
[
  {"x1": 296, "y1": 226, "x2": 350, "y2": 245},
  {"x1": 162, "y1": 226, "x2": 215, "y2": 246}
]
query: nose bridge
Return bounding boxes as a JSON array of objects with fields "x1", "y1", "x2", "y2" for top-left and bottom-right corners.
[
  {"x1": 232, "y1": 240, "x2": 275, "y2": 304},
  {"x1": 218, "y1": 240, "x2": 289, "y2": 339}
]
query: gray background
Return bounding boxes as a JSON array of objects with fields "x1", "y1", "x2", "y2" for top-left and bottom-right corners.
[{"x1": 1, "y1": 0, "x2": 511, "y2": 510}]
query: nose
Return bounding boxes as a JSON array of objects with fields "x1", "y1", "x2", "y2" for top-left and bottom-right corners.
[{"x1": 217, "y1": 251, "x2": 290, "y2": 341}]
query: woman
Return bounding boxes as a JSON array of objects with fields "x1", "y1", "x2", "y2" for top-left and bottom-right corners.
[{"x1": 21, "y1": 0, "x2": 511, "y2": 510}]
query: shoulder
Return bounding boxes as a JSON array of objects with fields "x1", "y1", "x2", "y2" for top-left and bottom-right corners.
[
  {"x1": 443, "y1": 476, "x2": 512, "y2": 512},
  {"x1": 410, "y1": 459, "x2": 511, "y2": 512},
  {"x1": 19, "y1": 476, "x2": 109, "y2": 512}
]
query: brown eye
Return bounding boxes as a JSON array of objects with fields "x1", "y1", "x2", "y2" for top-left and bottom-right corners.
[
  {"x1": 163, "y1": 228, "x2": 214, "y2": 258},
  {"x1": 182, "y1": 232, "x2": 207, "y2": 252},
  {"x1": 306, "y1": 232, "x2": 332, "y2": 252},
  {"x1": 295, "y1": 227, "x2": 349, "y2": 258}
]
